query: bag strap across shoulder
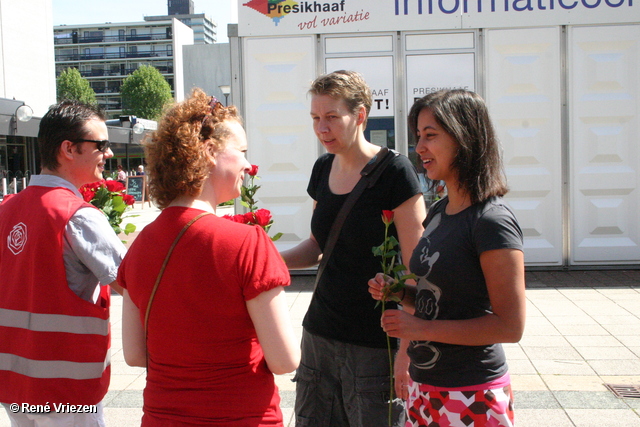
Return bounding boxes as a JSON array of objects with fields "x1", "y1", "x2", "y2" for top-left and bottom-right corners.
[
  {"x1": 144, "y1": 211, "x2": 212, "y2": 364},
  {"x1": 314, "y1": 147, "x2": 396, "y2": 290}
]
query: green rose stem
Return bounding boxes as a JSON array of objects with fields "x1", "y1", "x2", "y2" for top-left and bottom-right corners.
[
  {"x1": 380, "y1": 213, "x2": 395, "y2": 427},
  {"x1": 372, "y1": 210, "x2": 416, "y2": 426}
]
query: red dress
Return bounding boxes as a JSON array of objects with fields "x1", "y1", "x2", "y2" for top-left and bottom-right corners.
[{"x1": 118, "y1": 207, "x2": 290, "y2": 426}]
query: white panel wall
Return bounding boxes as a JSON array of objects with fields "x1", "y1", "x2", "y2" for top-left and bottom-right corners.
[
  {"x1": 485, "y1": 27, "x2": 564, "y2": 265},
  {"x1": 325, "y1": 56, "x2": 395, "y2": 118},
  {"x1": 569, "y1": 25, "x2": 640, "y2": 264},
  {"x1": 242, "y1": 36, "x2": 317, "y2": 250}
]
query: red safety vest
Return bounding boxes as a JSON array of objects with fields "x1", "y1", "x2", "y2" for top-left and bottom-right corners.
[{"x1": 0, "y1": 185, "x2": 111, "y2": 406}]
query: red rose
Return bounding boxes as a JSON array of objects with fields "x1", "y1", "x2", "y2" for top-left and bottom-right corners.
[
  {"x1": 81, "y1": 181, "x2": 102, "y2": 193},
  {"x1": 244, "y1": 212, "x2": 256, "y2": 224},
  {"x1": 381, "y1": 210, "x2": 394, "y2": 226},
  {"x1": 79, "y1": 187, "x2": 95, "y2": 203},
  {"x1": 253, "y1": 209, "x2": 272, "y2": 227},
  {"x1": 223, "y1": 214, "x2": 243, "y2": 223},
  {"x1": 248, "y1": 165, "x2": 259, "y2": 176},
  {"x1": 123, "y1": 194, "x2": 135, "y2": 206},
  {"x1": 106, "y1": 180, "x2": 125, "y2": 193},
  {"x1": 233, "y1": 214, "x2": 249, "y2": 224}
]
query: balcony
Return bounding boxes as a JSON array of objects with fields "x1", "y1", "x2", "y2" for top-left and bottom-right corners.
[
  {"x1": 92, "y1": 87, "x2": 121, "y2": 94},
  {"x1": 98, "y1": 100, "x2": 123, "y2": 110},
  {"x1": 56, "y1": 51, "x2": 173, "y2": 62},
  {"x1": 80, "y1": 69, "x2": 107, "y2": 77},
  {"x1": 54, "y1": 33, "x2": 171, "y2": 45},
  {"x1": 57, "y1": 66, "x2": 173, "y2": 80}
]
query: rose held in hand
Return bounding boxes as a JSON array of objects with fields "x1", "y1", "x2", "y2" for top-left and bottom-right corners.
[
  {"x1": 371, "y1": 209, "x2": 416, "y2": 426},
  {"x1": 382, "y1": 210, "x2": 394, "y2": 225}
]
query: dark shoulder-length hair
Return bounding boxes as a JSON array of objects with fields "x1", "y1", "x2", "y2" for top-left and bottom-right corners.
[
  {"x1": 145, "y1": 88, "x2": 241, "y2": 209},
  {"x1": 408, "y1": 89, "x2": 508, "y2": 204}
]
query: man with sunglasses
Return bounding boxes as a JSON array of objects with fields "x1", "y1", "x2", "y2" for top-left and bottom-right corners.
[{"x1": 0, "y1": 100, "x2": 126, "y2": 426}]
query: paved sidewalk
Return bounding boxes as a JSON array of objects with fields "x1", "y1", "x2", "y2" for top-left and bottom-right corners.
[{"x1": 2, "y1": 203, "x2": 638, "y2": 426}]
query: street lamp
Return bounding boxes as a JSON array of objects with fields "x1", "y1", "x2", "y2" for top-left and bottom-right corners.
[
  {"x1": 132, "y1": 122, "x2": 145, "y2": 134},
  {"x1": 219, "y1": 84, "x2": 231, "y2": 106},
  {"x1": 11, "y1": 104, "x2": 33, "y2": 135}
]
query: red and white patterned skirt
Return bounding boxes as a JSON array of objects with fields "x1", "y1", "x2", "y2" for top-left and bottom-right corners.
[{"x1": 405, "y1": 378, "x2": 515, "y2": 427}]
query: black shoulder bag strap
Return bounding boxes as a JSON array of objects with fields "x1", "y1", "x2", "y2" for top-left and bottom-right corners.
[{"x1": 314, "y1": 146, "x2": 396, "y2": 290}]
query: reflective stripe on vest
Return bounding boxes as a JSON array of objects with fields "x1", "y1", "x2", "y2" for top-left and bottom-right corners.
[
  {"x1": 0, "y1": 308, "x2": 108, "y2": 336},
  {"x1": 0, "y1": 351, "x2": 110, "y2": 380}
]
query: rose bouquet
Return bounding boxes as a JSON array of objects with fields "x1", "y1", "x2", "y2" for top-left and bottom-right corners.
[
  {"x1": 79, "y1": 180, "x2": 136, "y2": 237},
  {"x1": 224, "y1": 165, "x2": 282, "y2": 241}
]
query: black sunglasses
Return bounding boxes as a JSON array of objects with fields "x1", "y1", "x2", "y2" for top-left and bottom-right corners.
[{"x1": 70, "y1": 139, "x2": 111, "y2": 153}]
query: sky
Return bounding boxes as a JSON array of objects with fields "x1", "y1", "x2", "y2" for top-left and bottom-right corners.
[{"x1": 52, "y1": 0, "x2": 236, "y2": 43}]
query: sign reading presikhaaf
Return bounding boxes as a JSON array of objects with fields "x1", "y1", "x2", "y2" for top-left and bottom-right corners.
[
  {"x1": 406, "y1": 54, "x2": 476, "y2": 110},
  {"x1": 238, "y1": 0, "x2": 639, "y2": 37}
]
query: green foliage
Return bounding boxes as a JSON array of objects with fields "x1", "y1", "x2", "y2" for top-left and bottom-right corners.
[
  {"x1": 56, "y1": 68, "x2": 97, "y2": 105},
  {"x1": 120, "y1": 65, "x2": 172, "y2": 120},
  {"x1": 89, "y1": 187, "x2": 133, "y2": 236},
  {"x1": 241, "y1": 182, "x2": 261, "y2": 212}
]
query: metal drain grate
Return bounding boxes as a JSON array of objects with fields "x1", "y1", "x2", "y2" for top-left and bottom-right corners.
[{"x1": 605, "y1": 384, "x2": 640, "y2": 399}]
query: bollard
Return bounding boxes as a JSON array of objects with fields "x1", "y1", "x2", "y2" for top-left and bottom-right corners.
[
  {"x1": 12, "y1": 178, "x2": 17, "y2": 194},
  {"x1": 2, "y1": 178, "x2": 6, "y2": 196}
]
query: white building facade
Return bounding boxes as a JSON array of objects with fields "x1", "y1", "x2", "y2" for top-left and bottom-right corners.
[
  {"x1": 54, "y1": 19, "x2": 194, "y2": 117},
  {"x1": 145, "y1": 14, "x2": 217, "y2": 44},
  {"x1": 0, "y1": 0, "x2": 55, "y2": 186},
  {"x1": 233, "y1": 0, "x2": 640, "y2": 267},
  {"x1": 0, "y1": 0, "x2": 56, "y2": 117}
]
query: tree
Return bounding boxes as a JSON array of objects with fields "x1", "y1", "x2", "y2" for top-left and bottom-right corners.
[
  {"x1": 120, "y1": 65, "x2": 173, "y2": 121},
  {"x1": 56, "y1": 68, "x2": 97, "y2": 105}
]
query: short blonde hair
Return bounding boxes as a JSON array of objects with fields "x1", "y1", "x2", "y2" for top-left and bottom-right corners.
[{"x1": 309, "y1": 70, "x2": 372, "y2": 126}]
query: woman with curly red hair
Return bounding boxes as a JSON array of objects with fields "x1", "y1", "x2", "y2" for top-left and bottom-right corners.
[{"x1": 118, "y1": 88, "x2": 299, "y2": 426}]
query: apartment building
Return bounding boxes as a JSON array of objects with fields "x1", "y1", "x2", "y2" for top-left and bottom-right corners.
[
  {"x1": 145, "y1": 14, "x2": 216, "y2": 44},
  {"x1": 53, "y1": 19, "x2": 194, "y2": 118},
  {"x1": 146, "y1": 0, "x2": 217, "y2": 44}
]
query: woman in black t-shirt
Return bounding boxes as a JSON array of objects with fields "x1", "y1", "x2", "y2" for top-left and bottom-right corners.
[
  {"x1": 281, "y1": 70, "x2": 426, "y2": 427},
  {"x1": 369, "y1": 89, "x2": 525, "y2": 427}
]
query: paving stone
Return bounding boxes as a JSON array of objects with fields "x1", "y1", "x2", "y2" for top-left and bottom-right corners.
[
  {"x1": 552, "y1": 390, "x2": 629, "y2": 409},
  {"x1": 512, "y1": 390, "x2": 561, "y2": 409}
]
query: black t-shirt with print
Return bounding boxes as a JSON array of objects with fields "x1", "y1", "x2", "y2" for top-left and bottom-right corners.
[{"x1": 407, "y1": 196, "x2": 523, "y2": 387}]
